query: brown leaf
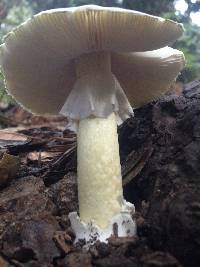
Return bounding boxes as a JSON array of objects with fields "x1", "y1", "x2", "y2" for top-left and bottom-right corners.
[
  {"x1": 53, "y1": 231, "x2": 73, "y2": 254},
  {"x1": 27, "y1": 151, "x2": 61, "y2": 162},
  {"x1": 108, "y1": 236, "x2": 138, "y2": 247},
  {"x1": 0, "y1": 130, "x2": 30, "y2": 148},
  {"x1": 0, "y1": 256, "x2": 9, "y2": 267},
  {"x1": 0, "y1": 153, "x2": 20, "y2": 186}
]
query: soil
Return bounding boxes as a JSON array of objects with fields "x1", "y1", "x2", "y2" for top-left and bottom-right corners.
[{"x1": 0, "y1": 80, "x2": 199, "y2": 267}]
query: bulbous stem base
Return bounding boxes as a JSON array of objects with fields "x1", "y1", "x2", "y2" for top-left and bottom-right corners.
[{"x1": 69, "y1": 200, "x2": 136, "y2": 245}]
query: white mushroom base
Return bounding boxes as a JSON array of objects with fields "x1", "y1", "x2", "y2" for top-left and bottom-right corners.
[{"x1": 69, "y1": 200, "x2": 136, "y2": 245}]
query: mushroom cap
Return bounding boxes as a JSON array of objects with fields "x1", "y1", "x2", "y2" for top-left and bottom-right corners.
[
  {"x1": 112, "y1": 47, "x2": 185, "y2": 108},
  {"x1": 0, "y1": 5, "x2": 184, "y2": 115}
]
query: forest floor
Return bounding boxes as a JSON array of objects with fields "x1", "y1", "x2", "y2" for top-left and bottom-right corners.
[{"x1": 0, "y1": 80, "x2": 199, "y2": 267}]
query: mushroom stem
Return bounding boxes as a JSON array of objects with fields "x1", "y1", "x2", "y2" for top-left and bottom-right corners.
[
  {"x1": 77, "y1": 112, "x2": 123, "y2": 228},
  {"x1": 60, "y1": 51, "x2": 136, "y2": 243},
  {"x1": 69, "y1": 112, "x2": 136, "y2": 244}
]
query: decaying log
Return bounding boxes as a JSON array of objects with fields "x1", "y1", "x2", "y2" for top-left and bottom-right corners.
[{"x1": 119, "y1": 79, "x2": 200, "y2": 267}]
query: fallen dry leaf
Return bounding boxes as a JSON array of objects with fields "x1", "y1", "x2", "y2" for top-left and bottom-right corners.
[
  {"x1": 0, "y1": 130, "x2": 30, "y2": 148},
  {"x1": 0, "y1": 153, "x2": 20, "y2": 186},
  {"x1": 0, "y1": 256, "x2": 9, "y2": 267},
  {"x1": 53, "y1": 231, "x2": 73, "y2": 254},
  {"x1": 27, "y1": 151, "x2": 61, "y2": 162}
]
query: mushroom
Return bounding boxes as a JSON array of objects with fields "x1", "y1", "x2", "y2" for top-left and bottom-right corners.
[{"x1": 0, "y1": 5, "x2": 185, "y2": 244}]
